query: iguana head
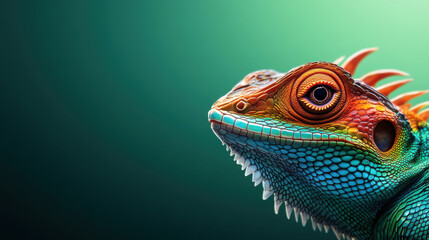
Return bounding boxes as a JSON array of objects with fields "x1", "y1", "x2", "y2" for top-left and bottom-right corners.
[{"x1": 208, "y1": 48, "x2": 429, "y2": 240}]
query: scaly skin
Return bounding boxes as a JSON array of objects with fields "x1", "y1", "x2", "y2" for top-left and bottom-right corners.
[{"x1": 208, "y1": 48, "x2": 429, "y2": 240}]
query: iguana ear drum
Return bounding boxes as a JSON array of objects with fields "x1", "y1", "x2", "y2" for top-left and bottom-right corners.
[
  {"x1": 290, "y1": 68, "x2": 347, "y2": 123},
  {"x1": 373, "y1": 120, "x2": 396, "y2": 152}
]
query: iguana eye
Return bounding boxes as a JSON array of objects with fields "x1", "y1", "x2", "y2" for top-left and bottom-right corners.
[
  {"x1": 373, "y1": 120, "x2": 396, "y2": 152},
  {"x1": 289, "y1": 68, "x2": 347, "y2": 123}
]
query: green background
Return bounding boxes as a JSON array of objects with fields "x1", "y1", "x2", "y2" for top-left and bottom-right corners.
[{"x1": 3, "y1": 1, "x2": 429, "y2": 239}]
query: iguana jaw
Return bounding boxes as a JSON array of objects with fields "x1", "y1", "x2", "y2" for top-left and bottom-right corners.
[{"x1": 208, "y1": 108, "x2": 363, "y2": 240}]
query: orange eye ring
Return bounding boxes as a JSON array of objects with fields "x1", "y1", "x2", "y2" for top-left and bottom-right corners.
[{"x1": 289, "y1": 68, "x2": 347, "y2": 123}]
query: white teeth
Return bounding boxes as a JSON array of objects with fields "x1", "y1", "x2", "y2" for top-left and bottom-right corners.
[
  {"x1": 300, "y1": 212, "x2": 309, "y2": 227},
  {"x1": 317, "y1": 223, "x2": 323, "y2": 232},
  {"x1": 245, "y1": 165, "x2": 256, "y2": 176},
  {"x1": 324, "y1": 225, "x2": 330, "y2": 233},
  {"x1": 252, "y1": 174, "x2": 261, "y2": 183},
  {"x1": 274, "y1": 196, "x2": 282, "y2": 214},
  {"x1": 285, "y1": 203, "x2": 292, "y2": 219},
  {"x1": 311, "y1": 217, "x2": 317, "y2": 231},
  {"x1": 241, "y1": 160, "x2": 250, "y2": 170},
  {"x1": 333, "y1": 228, "x2": 342, "y2": 240},
  {"x1": 223, "y1": 141, "x2": 347, "y2": 240},
  {"x1": 252, "y1": 170, "x2": 261, "y2": 181},
  {"x1": 293, "y1": 207, "x2": 300, "y2": 223},
  {"x1": 254, "y1": 177, "x2": 262, "y2": 186},
  {"x1": 235, "y1": 155, "x2": 245, "y2": 164},
  {"x1": 262, "y1": 179, "x2": 271, "y2": 191},
  {"x1": 262, "y1": 189, "x2": 274, "y2": 200},
  {"x1": 229, "y1": 154, "x2": 263, "y2": 187}
]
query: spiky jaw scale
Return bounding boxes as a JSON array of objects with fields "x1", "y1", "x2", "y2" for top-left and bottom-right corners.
[{"x1": 209, "y1": 109, "x2": 360, "y2": 240}]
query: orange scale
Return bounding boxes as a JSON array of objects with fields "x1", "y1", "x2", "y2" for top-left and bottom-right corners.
[
  {"x1": 358, "y1": 110, "x2": 367, "y2": 116},
  {"x1": 361, "y1": 116, "x2": 370, "y2": 122}
]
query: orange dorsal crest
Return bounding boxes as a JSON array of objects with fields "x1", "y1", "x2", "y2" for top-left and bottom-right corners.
[{"x1": 333, "y1": 48, "x2": 429, "y2": 121}]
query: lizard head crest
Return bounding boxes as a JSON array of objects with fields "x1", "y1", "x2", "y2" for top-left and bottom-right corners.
[{"x1": 209, "y1": 48, "x2": 429, "y2": 240}]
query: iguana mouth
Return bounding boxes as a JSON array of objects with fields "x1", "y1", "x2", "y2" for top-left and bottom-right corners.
[
  {"x1": 209, "y1": 109, "x2": 358, "y2": 240},
  {"x1": 208, "y1": 109, "x2": 357, "y2": 147}
]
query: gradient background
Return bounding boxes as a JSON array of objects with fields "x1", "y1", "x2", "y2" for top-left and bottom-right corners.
[{"x1": 3, "y1": 1, "x2": 429, "y2": 239}]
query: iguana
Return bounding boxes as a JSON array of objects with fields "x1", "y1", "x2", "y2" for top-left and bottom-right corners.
[{"x1": 208, "y1": 48, "x2": 429, "y2": 240}]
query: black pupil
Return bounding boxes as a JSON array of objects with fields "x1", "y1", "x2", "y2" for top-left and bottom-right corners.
[{"x1": 313, "y1": 87, "x2": 328, "y2": 101}]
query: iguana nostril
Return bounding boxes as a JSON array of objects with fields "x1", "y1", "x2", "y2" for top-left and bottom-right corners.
[{"x1": 236, "y1": 100, "x2": 249, "y2": 112}]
